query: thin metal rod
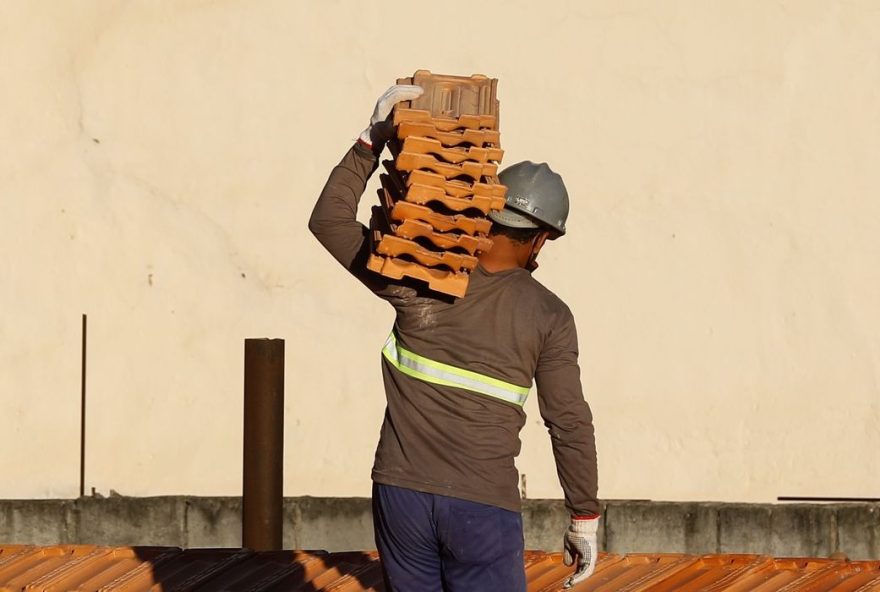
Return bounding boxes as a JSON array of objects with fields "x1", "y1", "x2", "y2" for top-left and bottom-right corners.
[
  {"x1": 80, "y1": 313, "x2": 87, "y2": 498},
  {"x1": 242, "y1": 338, "x2": 285, "y2": 551}
]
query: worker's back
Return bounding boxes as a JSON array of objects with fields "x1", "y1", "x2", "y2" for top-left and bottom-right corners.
[{"x1": 372, "y1": 264, "x2": 577, "y2": 512}]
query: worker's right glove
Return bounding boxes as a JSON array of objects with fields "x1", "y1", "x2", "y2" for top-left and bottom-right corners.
[
  {"x1": 358, "y1": 84, "x2": 424, "y2": 150},
  {"x1": 562, "y1": 515, "x2": 599, "y2": 588}
]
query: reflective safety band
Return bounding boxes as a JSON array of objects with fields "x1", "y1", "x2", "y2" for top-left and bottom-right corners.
[{"x1": 382, "y1": 332, "x2": 531, "y2": 406}]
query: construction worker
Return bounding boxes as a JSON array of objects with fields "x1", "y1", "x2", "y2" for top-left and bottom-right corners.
[{"x1": 309, "y1": 85, "x2": 599, "y2": 591}]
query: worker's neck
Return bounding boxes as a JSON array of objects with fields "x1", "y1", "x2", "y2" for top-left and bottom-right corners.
[
  {"x1": 478, "y1": 252, "x2": 521, "y2": 273},
  {"x1": 478, "y1": 236, "x2": 530, "y2": 273}
]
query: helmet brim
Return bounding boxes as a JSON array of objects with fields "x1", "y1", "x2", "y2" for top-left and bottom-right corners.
[{"x1": 488, "y1": 207, "x2": 541, "y2": 229}]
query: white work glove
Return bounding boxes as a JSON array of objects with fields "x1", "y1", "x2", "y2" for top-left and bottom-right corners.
[
  {"x1": 562, "y1": 516, "x2": 599, "y2": 588},
  {"x1": 358, "y1": 84, "x2": 424, "y2": 149}
]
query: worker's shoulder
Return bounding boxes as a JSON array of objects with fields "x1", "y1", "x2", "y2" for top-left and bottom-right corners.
[{"x1": 507, "y1": 270, "x2": 573, "y2": 319}]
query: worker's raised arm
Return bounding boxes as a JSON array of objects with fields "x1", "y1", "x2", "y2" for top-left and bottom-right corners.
[
  {"x1": 309, "y1": 85, "x2": 424, "y2": 271},
  {"x1": 308, "y1": 141, "x2": 377, "y2": 270}
]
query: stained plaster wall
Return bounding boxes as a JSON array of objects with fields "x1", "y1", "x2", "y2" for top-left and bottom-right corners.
[{"x1": 1, "y1": 1, "x2": 879, "y2": 504}]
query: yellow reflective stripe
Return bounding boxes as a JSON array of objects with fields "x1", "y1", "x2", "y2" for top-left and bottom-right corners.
[{"x1": 382, "y1": 332, "x2": 530, "y2": 406}]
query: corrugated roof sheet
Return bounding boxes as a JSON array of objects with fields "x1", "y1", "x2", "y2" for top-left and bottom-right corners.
[{"x1": 1, "y1": 545, "x2": 879, "y2": 591}]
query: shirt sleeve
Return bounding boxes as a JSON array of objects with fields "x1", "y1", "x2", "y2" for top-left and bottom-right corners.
[
  {"x1": 308, "y1": 142, "x2": 399, "y2": 295},
  {"x1": 534, "y1": 304, "x2": 600, "y2": 516}
]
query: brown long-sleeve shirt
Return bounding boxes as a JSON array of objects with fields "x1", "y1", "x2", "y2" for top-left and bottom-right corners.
[{"x1": 309, "y1": 142, "x2": 599, "y2": 515}]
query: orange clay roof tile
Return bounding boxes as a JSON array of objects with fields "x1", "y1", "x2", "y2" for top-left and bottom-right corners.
[
  {"x1": 1, "y1": 547, "x2": 879, "y2": 591},
  {"x1": 396, "y1": 121, "x2": 501, "y2": 148},
  {"x1": 375, "y1": 234, "x2": 479, "y2": 272},
  {"x1": 392, "y1": 108, "x2": 496, "y2": 132},
  {"x1": 389, "y1": 199, "x2": 492, "y2": 236},
  {"x1": 403, "y1": 69, "x2": 499, "y2": 121},
  {"x1": 382, "y1": 152, "x2": 506, "y2": 215},
  {"x1": 401, "y1": 136, "x2": 504, "y2": 165},
  {"x1": 395, "y1": 152, "x2": 498, "y2": 181},
  {"x1": 367, "y1": 254, "x2": 470, "y2": 298},
  {"x1": 393, "y1": 218, "x2": 493, "y2": 256},
  {"x1": 380, "y1": 161, "x2": 505, "y2": 202}
]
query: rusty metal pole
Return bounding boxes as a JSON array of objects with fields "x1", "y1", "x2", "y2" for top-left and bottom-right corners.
[
  {"x1": 243, "y1": 338, "x2": 285, "y2": 550},
  {"x1": 80, "y1": 313, "x2": 87, "y2": 498}
]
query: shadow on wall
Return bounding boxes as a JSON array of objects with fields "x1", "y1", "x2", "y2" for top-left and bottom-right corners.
[{"x1": 131, "y1": 547, "x2": 385, "y2": 590}]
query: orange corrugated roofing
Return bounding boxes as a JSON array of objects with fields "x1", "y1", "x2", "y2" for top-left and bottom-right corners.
[{"x1": 0, "y1": 545, "x2": 879, "y2": 591}]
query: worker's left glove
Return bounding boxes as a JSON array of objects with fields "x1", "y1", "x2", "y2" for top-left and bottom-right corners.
[
  {"x1": 358, "y1": 84, "x2": 424, "y2": 150},
  {"x1": 562, "y1": 515, "x2": 599, "y2": 588}
]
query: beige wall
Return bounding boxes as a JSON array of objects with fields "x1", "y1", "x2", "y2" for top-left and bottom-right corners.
[{"x1": 2, "y1": 1, "x2": 878, "y2": 503}]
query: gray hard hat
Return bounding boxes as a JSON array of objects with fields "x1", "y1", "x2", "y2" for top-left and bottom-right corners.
[{"x1": 488, "y1": 161, "x2": 570, "y2": 237}]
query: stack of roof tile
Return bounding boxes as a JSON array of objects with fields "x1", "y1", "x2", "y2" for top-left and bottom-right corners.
[{"x1": 367, "y1": 70, "x2": 506, "y2": 298}]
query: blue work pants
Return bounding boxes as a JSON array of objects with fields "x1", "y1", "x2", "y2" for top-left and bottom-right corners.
[{"x1": 372, "y1": 483, "x2": 526, "y2": 592}]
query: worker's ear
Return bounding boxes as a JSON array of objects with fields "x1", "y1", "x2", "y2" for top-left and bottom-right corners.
[
  {"x1": 532, "y1": 231, "x2": 550, "y2": 255},
  {"x1": 525, "y1": 231, "x2": 550, "y2": 271}
]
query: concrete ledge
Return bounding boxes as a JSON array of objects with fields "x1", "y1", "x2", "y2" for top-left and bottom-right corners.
[
  {"x1": 836, "y1": 504, "x2": 880, "y2": 560},
  {"x1": 769, "y1": 504, "x2": 835, "y2": 557},
  {"x1": 185, "y1": 497, "x2": 242, "y2": 548},
  {"x1": 0, "y1": 499, "x2": 72, "y2": 545},
  {"x1": 605, "y1": 501, "x2": 717, "y2": 554},
  {"x1": 285, "y1": 496, "x2": 373, "y2": 551},
  {"x1": 1, "y1": 497, "x2": 877, "y2": 559},
  {"x1": 73, "y1": 496, "x2": 187, "y2": 547},
  {"x1": 718, "y1": 503, "x2": 773, "y2": 554}
]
